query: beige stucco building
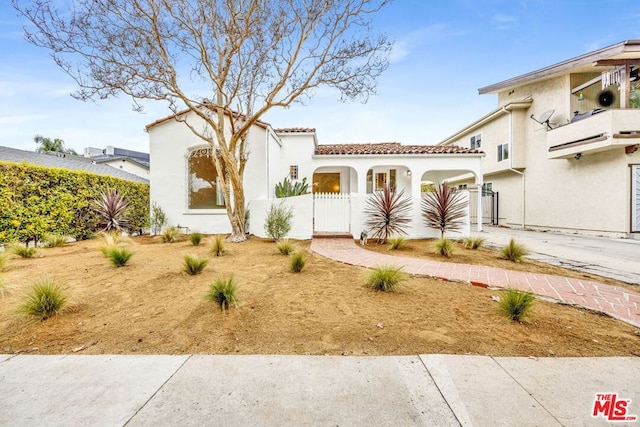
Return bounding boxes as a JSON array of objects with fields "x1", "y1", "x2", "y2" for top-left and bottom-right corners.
[{"x1": 439, "y1": 40, "x2": 640, "y2": 238}]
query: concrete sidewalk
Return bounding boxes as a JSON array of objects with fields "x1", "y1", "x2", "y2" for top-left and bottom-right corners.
[
  {"x1": 1, "y1": 354, "x2": 638, "y2": 426},
  {"x1": 476, "y1": 227, "x2": 640, "y2": 285}
]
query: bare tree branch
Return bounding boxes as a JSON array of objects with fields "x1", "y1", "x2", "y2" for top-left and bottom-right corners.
[{"x1": 13, "y1": 0, "x2": 393, "y2": 241}]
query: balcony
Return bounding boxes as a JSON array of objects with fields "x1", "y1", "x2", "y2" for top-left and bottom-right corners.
[{"x1": 547, "y1": 109, "x2": 640, "y2": 159}]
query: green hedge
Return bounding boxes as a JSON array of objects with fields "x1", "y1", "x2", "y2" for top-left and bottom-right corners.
[{"x1": 0, "y1": 161, "x2": 149, "y2": 244}]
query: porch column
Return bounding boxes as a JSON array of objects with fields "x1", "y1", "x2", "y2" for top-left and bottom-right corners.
[
  {"x1": 411, "y1": 171, "x2": 421, "y2": 199},
  {"x1": 356, "y1": 167, "x2": 368, "y2": 194}
]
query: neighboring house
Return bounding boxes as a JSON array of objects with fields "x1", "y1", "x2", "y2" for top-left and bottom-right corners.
[
  {"x1": 84, "y1": 146, "x2": 150, "y2": 179},
  {"x1": 147, "y1": 110, "x2": 484, "y2": 239},
  {"x1": 439, "y1": 40, "x2": 640, "y2": 238},
  {"x1": 0, "y1": 146, "x2": 148, "y2": 184}
]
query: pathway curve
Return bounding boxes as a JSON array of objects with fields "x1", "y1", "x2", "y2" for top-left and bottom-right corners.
[{"x1": 310, "y1": 238, "x2": 640, "y2": 328}]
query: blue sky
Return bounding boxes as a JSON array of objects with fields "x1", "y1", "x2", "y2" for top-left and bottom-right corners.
[{"x1": 1, "y1": 1, "x2": 640, "y2": 154}]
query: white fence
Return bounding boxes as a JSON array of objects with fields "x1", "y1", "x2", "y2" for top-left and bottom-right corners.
[
  {"x1": 249, "y1": 191, "x2": 472, "y2": 240},
  {"x1": 313, "y1": 192, "x2": 350, "y2": 233}
]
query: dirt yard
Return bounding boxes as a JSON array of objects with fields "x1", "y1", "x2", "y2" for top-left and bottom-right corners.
[{"x1": 1, "y1": 236, "x2": 639, "y2": 357}]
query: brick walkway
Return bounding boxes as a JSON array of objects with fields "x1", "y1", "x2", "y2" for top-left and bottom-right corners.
[{"x1": 310, "y1": 238, "x2": 640, "y2": 328}]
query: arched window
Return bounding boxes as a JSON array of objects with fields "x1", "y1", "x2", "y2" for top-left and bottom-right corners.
[{"x1": 188, "y1": 147, "x2": 225, "y2": 209}]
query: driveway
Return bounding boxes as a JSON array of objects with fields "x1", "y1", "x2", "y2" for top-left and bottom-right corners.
[{"x1": 475, "y1": 227, "x2": 640, "y2": 285}]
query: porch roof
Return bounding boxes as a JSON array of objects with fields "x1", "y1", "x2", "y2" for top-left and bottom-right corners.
[{"x1": 314, "y1": 142, "x2": 482, "y2": 156}]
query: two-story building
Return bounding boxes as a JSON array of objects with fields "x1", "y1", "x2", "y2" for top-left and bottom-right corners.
[{"x1": 439, "y1": 40, "x2": 640, "y2": 238}]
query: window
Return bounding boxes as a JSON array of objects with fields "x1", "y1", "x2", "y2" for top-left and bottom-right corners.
[
  {"x1": 366, "y1": 169, "x2": 373, "y2": 193},
  {"x1": 497, "y1": 142, "x2": 509, "y2": 162},
  {"x1": 389, "y1": 169, "x2": 397, "y2": 190},
  {"x1": 375, "y1": 173, "x2": 387, "y2": 191},
  {"x1": 470, "y1": 133, "x2": 482, "y2": 149},
  {"x1": 188, "y1": 148, "x2": 225, "y2": 209},
  {"x1": 458, "y1": 184, "x2": 468, "y2": 190},
  {"x1": 289, "y1": 165, "x2": 298, "y2": 180},
  {"x1": 313, "y1": 172, "x2": 341, "y2": 193}
]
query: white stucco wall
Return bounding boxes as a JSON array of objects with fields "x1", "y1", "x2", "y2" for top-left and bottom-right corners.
[
  {"x1": 148, "y1": 111, "x2": 271, "y2": 234},
  {"x1": 444, "y1": 73, "x2": 640, "y2": 236},
  {"x1": 250, "y1": 194, "x2": 314, "y2": 240}
]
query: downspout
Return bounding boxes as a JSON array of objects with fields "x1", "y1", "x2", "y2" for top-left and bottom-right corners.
[{"x1": 502, "y1": 106, "x2": 525, "y2": 228}]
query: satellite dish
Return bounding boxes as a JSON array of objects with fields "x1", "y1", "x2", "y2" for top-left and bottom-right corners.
[
  {"x1": 597, "y1": 90, "x2": 615, "y2": 107},
  {"x1": 530, "y1": 109, "x2": 555, "y2": 130}
]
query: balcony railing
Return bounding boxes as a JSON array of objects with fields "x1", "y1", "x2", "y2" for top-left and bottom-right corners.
[{"x1": 547, "y1": 109, "x2": 640, "y2": 159}]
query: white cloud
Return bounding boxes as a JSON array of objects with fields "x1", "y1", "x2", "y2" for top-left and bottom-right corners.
[
  {"x1": 0, "y1": 114, "x2": 49, "y2": 125},
  {"x1": 390, "y1": 24, "x2": 466, "y2": 63},
  {"x1": 492, "y1": 14, "x2": 518, "y2": 30}
]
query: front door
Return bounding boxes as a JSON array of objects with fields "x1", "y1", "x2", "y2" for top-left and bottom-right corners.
[{"x1": 633, "y1": 165, "x2": 640, "y2": 232}]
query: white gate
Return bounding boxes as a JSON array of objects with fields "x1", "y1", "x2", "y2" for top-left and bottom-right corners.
[
  {"x1": 314, "y1": 193, "x2": 350, "y2": 233},
  {"x1": 633, "y1": 165, "x2": 640, "y2": 232},
  {"x1": 468, "y1": 188, "x2": 495, "y2": 225}
]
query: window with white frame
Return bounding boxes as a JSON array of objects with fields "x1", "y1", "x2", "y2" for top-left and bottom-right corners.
[
  {"x1": 188, "y1": 147, "x2": 225, "y2": 209},
  {"x1": 458, "y1": 184, "x2": 468, "y2": 190},
  {"x1": 497, "y1": 142, "x2": 509, "y2": 162},
  {"x1": 470, "y1": 133, "x2": 482, "y2": 149}
]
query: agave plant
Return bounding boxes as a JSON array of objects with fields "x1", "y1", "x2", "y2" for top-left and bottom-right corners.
[
  {"x1": 364, "y1": 185, "x2": 412, "y2": 244},
  {"x1": 275, "y1": 176, "x2": 310, "y2": 198},
  {"x1": 421, "y1": 183, "x2": 468, "y2": 239},
  {"x1": 93, "y1": 189, "x2": 130, "y2": 232}
]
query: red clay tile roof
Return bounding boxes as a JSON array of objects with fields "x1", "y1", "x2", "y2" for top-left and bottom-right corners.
[
  {"x1": 274, "y1": 127, "x2": 316, "y2": 133},
  {"x1": 314, "y1": 143, "x2": 482, "y2": 155}
]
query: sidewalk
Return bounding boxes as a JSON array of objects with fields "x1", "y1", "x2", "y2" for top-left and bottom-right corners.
[
  {"x1": 1, "y1": 354, "x2": 638, "y2": 426},
  {"x1": 310, "y1": 238, "x2": 640, "y2": 328}
]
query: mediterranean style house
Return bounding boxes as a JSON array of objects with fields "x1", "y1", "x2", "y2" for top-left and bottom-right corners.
[
  {"x1": 439, "y1": 40, "x2": 640, "y2": 238},
  {"x1": 146, "y1": 110, "x2": 484, "y2": 239}
]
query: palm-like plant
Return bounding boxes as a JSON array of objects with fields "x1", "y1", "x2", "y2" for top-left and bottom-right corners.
[
  {"x1": 33, "y1": 134, "x2": 77, "y2": 155},
  {"x1": 421, "y1": 183, "x2": 468, "y2": 239},
  {"x1": 364, "y1": 185, "x2": 413, "y2": 244},
  {"x1": 93, "y1": 189, "x2": 130, "y2": 232}
]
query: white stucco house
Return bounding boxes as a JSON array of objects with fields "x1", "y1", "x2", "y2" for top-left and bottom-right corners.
[
  {"x1": 439, "y1": 40, "x2": 640, "y2": 238},
  {"x1": 147, "y1": 109, "x2": 484, "y2": 239}
]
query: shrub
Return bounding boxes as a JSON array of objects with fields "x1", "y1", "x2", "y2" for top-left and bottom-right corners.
[
  {"x1": 211, "y1": 235, "x2": 227, "y2": 256},
  {"x1": 435, "y1": 238, "x2": 454, "y2": 258},
  {"x1": 189, "y1": 232, "x2": 203, "y2": 246},
  {"x1": 149, "y1": 202, "x2": 167, "y2": 235},
  {"x1": 19, "y1": 278, "x2": 68, "y2": 319},
  {"x1": 183, "y1": 254, "x2": 208, "y2": 275},
  {"x1": 275, "y1": 176, "x2": 310, "y2": 198},
  {"x1": 205, "y1": 275, "x2": 239, "y2": 311},
  {"x1": 366, "y1": 265, "x2": 406, "y2": 292},
  {"x1": 364, "y1": 185, "x2": 412, "y2": 244},
  {"x1": 264, "y1": 202, "x2": 293, "y2": 241},
  {"x1": 276, "y1": 238, "x2": 295, "y2": 255},
  {"x1": 387, "y1": 236, "x2": 407, "y2": 250},
  {"x1": 10, "y1": 244, "x2": 37, "y2": 259},
  {"x1": 0, "y1": 161, "x2": 148, "y2": 245},
  {"x1": 161, "y1": 226, "x2": 181, "y2": 243},
  {"x1": 462, "y1": 236, "x2": 486, "y2": 250},
  {"x1": 500, "y1": 238, "x2": 527, "y2": 263},
  {"x1": 42, "y1": 233, "x2": 70, "y2": 248},
  {"x1": 421, "y1": 183, "x2": 468, "y2": 239},
  {"x1": 499, "y1": 288, "x2": 535, "y2": 321},
  {"x1": 103, "y1": 246, "x2": 134, "y2": 267},
  {"x1": 290, "y1": 252, "x2": 305, "y2": 272},
  {"x1": 93, "y1": 188, "x2": 130, "y2": 232}
]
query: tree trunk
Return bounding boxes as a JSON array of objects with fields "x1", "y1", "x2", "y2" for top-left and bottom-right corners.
[{"x1": 225, "y1": 175, "x2": 247, "y2": 243}]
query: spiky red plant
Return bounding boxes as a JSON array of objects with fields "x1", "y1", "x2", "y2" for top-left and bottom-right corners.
[
  {"x1": 421, "y1": 183, "x2": 468, "y2": 238},
  {"x1": 364, "y1": 185, "x2": 413, "y2": 244},
  {"x1": 93, "y1": 189, "x2": 130, "y2": 232}
]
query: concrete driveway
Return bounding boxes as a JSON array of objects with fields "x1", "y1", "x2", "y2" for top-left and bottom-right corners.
[{"x1": 475, "y1": 227, "x2": 640, "y2": 285}]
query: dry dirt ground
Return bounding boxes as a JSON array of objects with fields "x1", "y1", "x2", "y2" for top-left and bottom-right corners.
[{"x1": 1, "y1": 236, "x2": 639, "y2": 357}]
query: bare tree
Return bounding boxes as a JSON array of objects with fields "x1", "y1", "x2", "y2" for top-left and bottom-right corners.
[{"x1": 13, "y1": 0, "x2": 393, "y2": 242}]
